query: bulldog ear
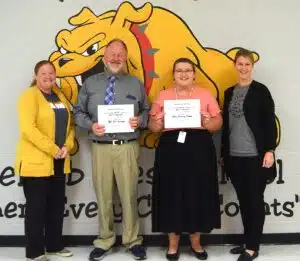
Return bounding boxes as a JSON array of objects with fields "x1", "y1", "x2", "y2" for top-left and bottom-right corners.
[
  {"x1": 69, "y1": 7, "x2": 100, "y2": 25},
  {"x1": 112, "y1": 2, "x2": 153, "y2": 27},
  {"x1": 252, "y1": 52, "x2": 259, "y2": 62},
  {"x1": 227, "y1": 48, "x2": 259, "y2": 63}
]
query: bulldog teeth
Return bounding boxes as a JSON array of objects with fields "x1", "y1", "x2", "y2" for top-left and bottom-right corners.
[{"x1": 75, "y1": 75, "x2": 82, "y2": 86}]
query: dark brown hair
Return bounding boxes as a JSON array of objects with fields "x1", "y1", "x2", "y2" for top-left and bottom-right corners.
[
  {"x1": 172, "y1": 58, "x2": 195, "y2": 74},
  {"x1": 30, "y1": 60, "x2": 56, "y2": 86},
  {"x1": 234, "y1": 48, "x2": 255, "y2": 64},
  {"x1": 106, "y1": 38, "x2": 128, "y2": 53}
]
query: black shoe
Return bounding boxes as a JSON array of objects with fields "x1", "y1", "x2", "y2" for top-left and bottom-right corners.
[
  {"x1": 166, "y1": 248, "x2": 180, "y2": 261},
  {"x1": 230, "y1": 245, "x2": 245, "y2": 255},
  {"x1": 237, "y1": 251, "x2": 259, "y2": 261},
  {"x1": 190, "y1": 247, "x2": 208, "y2": 260},
  {"x1": 89, "y1": 247, "x2": 111, "y2": 261},
  {"x1": 128, "y1": 244, "x2": 147, "y2": 260}
]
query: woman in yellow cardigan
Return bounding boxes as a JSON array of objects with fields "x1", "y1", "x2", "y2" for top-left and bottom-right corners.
[{"x1": 15, "y1": 60, "x2": 75, "y2": 261}]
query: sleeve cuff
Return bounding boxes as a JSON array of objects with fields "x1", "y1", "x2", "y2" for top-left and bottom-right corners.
[{"x1": 50, "y1": 145, "x2": 61, "y2": 157}]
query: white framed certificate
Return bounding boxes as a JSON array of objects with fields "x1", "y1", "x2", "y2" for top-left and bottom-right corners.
[
  {"x1": 97, "y1": 104, "x2": 134, "y2": 133},
  {"x1": 164, "y1": 99, "x2": 201, "y2": 128}
]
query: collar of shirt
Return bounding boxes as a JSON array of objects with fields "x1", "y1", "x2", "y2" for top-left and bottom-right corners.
[{"x1": 104, "y1": 67, "x2": 127, "y2": 81}]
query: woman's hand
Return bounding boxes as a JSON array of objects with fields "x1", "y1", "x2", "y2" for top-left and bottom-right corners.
[
  {"x1": 219, "y1": 157, "x2": 224, "y2": 167},
  {"x1": 148, "y1": 112, "x2": 164, "y2": 133},
  {"x1": 201, "y1": 112, "x2": 222, "y2": 132},
  {"x1": 262, "y1": 151, "x2": 275, "y2": 168},
  {"x1": 152, "y1": 112, "x2": 164, "y2": 121},
  {"x1": 59, "y1": 146, "x2": 68, "y2": 159},
  {"x1": 54, "y1": 146, "x2": 68, "y2": 159},
  {"x1": 202, "y1": 112, "x2": 212, "y2": 128},
  {"x1": 54, "y1": 149, "x2": 62, "y2": 159}
]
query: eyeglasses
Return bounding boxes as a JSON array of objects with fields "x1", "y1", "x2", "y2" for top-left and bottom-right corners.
[{"x1": 174, "y1": 69, "x2": 194, "y2": 74}]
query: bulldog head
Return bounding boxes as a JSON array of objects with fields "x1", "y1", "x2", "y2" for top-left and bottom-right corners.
[{"x1": 49, "y1": 2, "x2": 153, "y2": 104}]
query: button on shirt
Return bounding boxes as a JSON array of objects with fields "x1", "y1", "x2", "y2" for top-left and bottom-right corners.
[{"x1": 73, "y1": 71, "x2": 149, "y2": 141}]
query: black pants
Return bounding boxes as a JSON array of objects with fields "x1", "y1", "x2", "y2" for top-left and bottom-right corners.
[
  {"x1": 229, "y1": 156, "x2": 267, "y2": 251},
  {"x1": 23, "y1": 160, "x2": 66, "y2": 258}
]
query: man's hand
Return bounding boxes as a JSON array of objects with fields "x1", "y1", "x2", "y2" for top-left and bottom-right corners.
[
  {"x1": 129, "y1": 116, "x2": 140, "y2": 130},
  {"x1": 92, "y1": 123, "x2": 105, "y2": 136}
]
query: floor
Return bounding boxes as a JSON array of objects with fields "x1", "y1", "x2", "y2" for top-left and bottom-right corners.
[{"x1": 0, "y1": 245, "x2": 299, "y2": 260}]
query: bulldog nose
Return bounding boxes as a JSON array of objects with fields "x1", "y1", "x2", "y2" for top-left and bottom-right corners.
[{"x1": 58, "y1": 58, "x2": 72, "y2": 67}]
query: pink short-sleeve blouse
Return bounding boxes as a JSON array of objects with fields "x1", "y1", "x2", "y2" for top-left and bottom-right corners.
[{"x1": 150, "y1": 86, "x2": 221, "y2": 131}]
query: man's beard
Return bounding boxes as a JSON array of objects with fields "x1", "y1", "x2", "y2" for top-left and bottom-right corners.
[{"x1": 107, "y1": 62, "x2": 124, "y2": 73}]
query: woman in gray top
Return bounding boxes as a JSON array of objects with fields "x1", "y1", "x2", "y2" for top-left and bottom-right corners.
[{"x1": 221, "y1": 49, "x2": 277, "y2": 261}]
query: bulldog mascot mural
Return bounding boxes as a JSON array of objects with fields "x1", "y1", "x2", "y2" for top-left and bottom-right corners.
[{"x1": 49, "y1": 1, "x2": 280, "y2": 149}]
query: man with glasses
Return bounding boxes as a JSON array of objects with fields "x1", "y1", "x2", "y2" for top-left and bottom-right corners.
[{"x1": 74, "y1": 39, "x2": 149, "y2": 260}]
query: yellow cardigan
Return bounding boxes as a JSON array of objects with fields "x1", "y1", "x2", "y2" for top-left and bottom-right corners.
[{"x1": 15, "y1": 85, "x2": 75, "y2": 177}]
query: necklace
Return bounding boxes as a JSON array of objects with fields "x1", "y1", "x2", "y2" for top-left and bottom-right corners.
[{"x1": 174, "y1": 86, "x2": 193, "y2": 100}]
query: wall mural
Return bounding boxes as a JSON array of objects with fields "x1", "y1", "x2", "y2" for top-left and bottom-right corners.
[{"x1": 49, "y1": 1, "x2": 280, "y2": 151}]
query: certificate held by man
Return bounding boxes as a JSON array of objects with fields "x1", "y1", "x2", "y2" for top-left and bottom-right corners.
[
  {"x1": 164, "y1": 99, "x2": 201, "y2": 128},
  {"x1": 98, "y1": 104, "x2": 134, "y2": 133}
]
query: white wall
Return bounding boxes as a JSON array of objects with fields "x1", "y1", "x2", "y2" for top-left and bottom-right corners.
[{"x1": 0, "y1": 0, "x2": 299, "y2": 236}]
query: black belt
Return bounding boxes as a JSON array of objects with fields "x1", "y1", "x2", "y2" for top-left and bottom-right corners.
[{"x1": 92, "y1": 139, "x2": 136, "y2": 145}]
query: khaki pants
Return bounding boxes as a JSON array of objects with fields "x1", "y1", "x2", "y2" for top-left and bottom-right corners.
[{"x1": 91, "y1": 141, "x2": 142, "y2": 250}]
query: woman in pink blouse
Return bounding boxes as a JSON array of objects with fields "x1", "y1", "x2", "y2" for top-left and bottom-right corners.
[{"x1": 149, "y1": 58, "x2": 222, "y2": 260}]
